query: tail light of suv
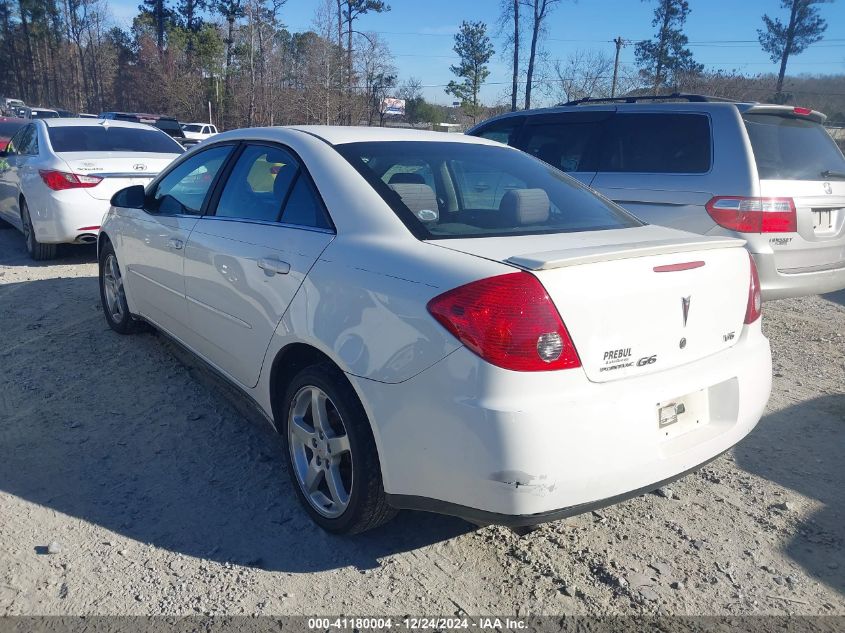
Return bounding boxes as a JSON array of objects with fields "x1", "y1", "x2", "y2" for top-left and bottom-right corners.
[
  {"x1": 427, "y1": 272, "x2": 581, "y2": 372},
  {"x1": 705, "y1": 196, "x2": 797, "y2": 233}
]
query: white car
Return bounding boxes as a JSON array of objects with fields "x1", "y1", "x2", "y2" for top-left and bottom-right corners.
[
  {"x1": 181, "y1": 123, "x2": 218, "y2": 147},
  {"x1": 0, "y1": 118, "x2": 183, "y2": 259},
  {"x1": 98, "y1": 127, "x2": 772, "y2": 534}
]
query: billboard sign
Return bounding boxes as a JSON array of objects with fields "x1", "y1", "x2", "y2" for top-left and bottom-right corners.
[{"x1": 381, "y1": 97, "x2": 406, "y2": 116}]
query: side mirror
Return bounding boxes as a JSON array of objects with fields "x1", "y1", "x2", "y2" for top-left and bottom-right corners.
[{"x1": 111, "y1": 184, "x2": 146, "y2": 209}]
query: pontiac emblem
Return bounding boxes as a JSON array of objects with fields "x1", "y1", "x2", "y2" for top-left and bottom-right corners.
[
  {"x1": 133, "y1": 163, "x2": 147, "y2": 171},
  {"x1": 823, "y1": 182, "x2": 832, "y2": 194},
  {"x1": 681, "y1": 296, "x2": 691, "y2": 327}
]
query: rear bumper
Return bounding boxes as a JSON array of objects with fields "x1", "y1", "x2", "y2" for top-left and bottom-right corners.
[
  {"x1": 352, "y1": 323, "x2": 772, "y2": 522},
  {"x1": 30, "y1": 191, "x2": 107, "y2": 244},
  {"x1": 753, "y1": 250, "x2": 845, "y2": 300}
]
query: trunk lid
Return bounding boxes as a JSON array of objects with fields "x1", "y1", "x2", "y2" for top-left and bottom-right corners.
[
  {"x1": 58, "y1": 152, "x2": 179, "y2": 200},
  {"x1": 434, "y1": 225, "x2": 751, "y2": 382}
]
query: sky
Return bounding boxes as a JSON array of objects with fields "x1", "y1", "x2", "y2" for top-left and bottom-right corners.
[{"x1": 109, "y1": 0, "x2": 845, "y2": 105}]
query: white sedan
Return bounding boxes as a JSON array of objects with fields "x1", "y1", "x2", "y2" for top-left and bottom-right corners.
[
  {"x1": 0, "y1": 118, "x2": 183, "y2": 259},
  {"x1": 98, "y1": 127, "x2": 772, "y2": 534}
]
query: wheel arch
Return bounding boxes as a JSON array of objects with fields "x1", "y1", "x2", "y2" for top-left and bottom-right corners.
[{"x1": 268, "y1": 342, "x2": 343, "y2": 433}]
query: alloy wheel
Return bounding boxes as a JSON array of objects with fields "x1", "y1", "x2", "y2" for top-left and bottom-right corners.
[
  {"x1": 102, "y1": 254, "x2": 125, "y2": 322},
  {"x1": 288, "y1": 385, "x2": 353, "y2": 518}
]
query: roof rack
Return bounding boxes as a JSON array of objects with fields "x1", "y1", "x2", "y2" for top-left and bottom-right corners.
[{"x1": 560, "y1": 93, "x2": 738, "y2": 106}]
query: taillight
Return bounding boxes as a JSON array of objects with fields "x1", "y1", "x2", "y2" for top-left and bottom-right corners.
[
  {"x1": 39, "y1": 169, "x2": 102, "y2": 191},
  {"x1": 793, "y1": 106, "x2": 812, "y2": 116},
  {"x1": 745, "y1": 252, "x2": 762, "y2": 324},
  {"x1": 426, "y1": 272, "x2": 581, "y2": 371},
  {"x1": 705, "y1": 196, "x2": 796, "y2": 233}
]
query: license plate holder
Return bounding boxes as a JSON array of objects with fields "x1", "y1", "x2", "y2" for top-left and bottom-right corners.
[{"x1": 656, "y1": 389, "x2": 709, "y2": 440}]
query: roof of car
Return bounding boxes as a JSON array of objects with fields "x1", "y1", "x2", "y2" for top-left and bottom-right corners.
[
  {"x1": 40, "y1": 117, "x2": 172, "y2": 130},
  {"x1": 286, "y1": 125, "x2": 500, "y2": 146}
]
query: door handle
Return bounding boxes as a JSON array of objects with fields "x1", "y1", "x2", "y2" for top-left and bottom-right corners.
[
  {"x1": 257, "y1": 258, "x2": 291, "y2": 275},
  {"x1": 167, "y1": 238, "x2": 184, "y2": 250}
]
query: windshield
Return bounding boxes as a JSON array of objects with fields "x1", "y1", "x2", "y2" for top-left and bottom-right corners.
[
  {"x1": 743, "y1": 113, "x2": 845, "y2": 180},
  {"x1": 48, "y1": 126, "x2": 184, "y2": 153},
  {"x1": 336, "y1": 141, "x2": 641, "y2": 239}
]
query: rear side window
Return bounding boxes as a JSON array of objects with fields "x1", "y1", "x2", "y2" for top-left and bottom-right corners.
[
  {"x1": 214, "y1": 145, "x2": 299, "y2": 222},
  {"x1": 281, "y1": 175, "x2": 332, "y2": 230},
  {"x1": 48, "y1": 126, "x2": 183, "y2": 153},
  {"x1": 743, "y1": 113, "x2": 845, "y2": 180},
  {"x1": 520, "y1": 119, "x2": 603, "y2": 172},
  {"x1": 598, "y1": 113, "x2": 711, "y2": 174}
]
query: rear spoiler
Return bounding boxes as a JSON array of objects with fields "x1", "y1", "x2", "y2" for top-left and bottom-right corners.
[
  {"x1": 507, "y1": 236, "x2": 746, "y2": 271},
  {"x1": 744, "y1": 105, "x2": 826, "y2": 125}
]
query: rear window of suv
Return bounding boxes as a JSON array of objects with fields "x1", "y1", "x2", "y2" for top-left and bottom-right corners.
[
  {"x1": 48, "y1": 126, "x2": 184, "y2": 153},
  {"x1": 743, "y1": 113, "x2": 845, "y2": 181}
]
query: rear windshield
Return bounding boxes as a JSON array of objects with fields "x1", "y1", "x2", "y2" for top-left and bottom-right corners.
[
  {"x1": 183, "y1": 124, "x2": 203, "y2": 132},
  {"x1": 743, "y1": 113, "x2": 845, "y2": 180},
  {"x1": 336, "y1": 141, "x2": 642, "y2": 239},
  {"x1": 31, "y1": 110, "x2": 58, "y2": 119},
  {"x1": 48, "y1": 126, "x2": 184, "y2": 153},
  {"x1": 152, "y1": 119, "x2": 185, "y2": 137}
]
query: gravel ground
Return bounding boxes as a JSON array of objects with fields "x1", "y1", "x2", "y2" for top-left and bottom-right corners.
[{"x1": 0, "y1": 225, "x2": 843, "y2": 618}]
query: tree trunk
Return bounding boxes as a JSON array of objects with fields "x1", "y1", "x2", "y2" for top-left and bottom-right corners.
[
  {"x1": 17, "y1": 1, "x2": 36, "y2": 103},
  {"x1": 156, "y1": 0, "x2": 164, "y2": 51},
  {"x1": 346, "y1": 8, "x2": 353, "y2": 124},
  {"x1": 511, "y1": 0, "x2": 519, "y2": 111},
  {"x1": 776, "y1": 0, "x2": 800, "y2": 97},
  {"x1": 525, "y1": 0, "x2": 540, "y2": 110},
  {"x1": 653, "y1": 0, "x2": 672, "y2": 95}
]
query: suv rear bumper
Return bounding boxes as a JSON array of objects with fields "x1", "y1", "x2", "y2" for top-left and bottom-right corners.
[{"x1": 753, "y1": 251, "x2": 845, "y2": 300}]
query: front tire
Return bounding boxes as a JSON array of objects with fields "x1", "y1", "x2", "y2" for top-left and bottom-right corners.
[
  {"x1": 21, "y1": 199, "x2": 57, "y2": 260},
  {"x1": 99, "y1": 242, "x2": 142, "y2": 334},
  {"x1": 281, "y1": 362, "x2": 397, "y2": 534}
]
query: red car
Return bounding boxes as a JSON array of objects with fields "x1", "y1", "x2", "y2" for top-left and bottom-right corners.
[{"x1": 0, "y1": 116, "x2": 27, "y2": 150}]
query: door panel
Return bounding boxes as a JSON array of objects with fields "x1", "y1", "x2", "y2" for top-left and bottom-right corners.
[
  {"x1": 182, "y1": 142, "x2": 334, "y2": 387},
  {"x1": 183, "y1": 219, "x2": 333, "y2": 387},
  {"x1": 118, "y1": 144, "x2": 235, "y2": 341}
]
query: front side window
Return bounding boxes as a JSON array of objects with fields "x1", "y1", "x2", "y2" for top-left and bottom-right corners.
[
  {"x1": 598, "y1": 113, "x2": 711, "y2": 174},
  {"x1": 336, "y1": 141, "x2": 641, "y2": 239},
  {"x1": 150, "y1": 144, "x2": 233, "y2": 215},
  {"x1": 472, "y1": 116, "x2": 525, "y2": 146},
  {"x1": 214, "y1": 144, "x2": 299, "y2": 222}
]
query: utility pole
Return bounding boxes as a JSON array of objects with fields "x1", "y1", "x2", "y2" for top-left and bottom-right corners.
[{"x1": 611, "y1": 36, "x2": 625, "y2": 97}]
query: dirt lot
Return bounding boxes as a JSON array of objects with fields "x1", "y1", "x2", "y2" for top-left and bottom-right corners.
[{"x1": 0, "y1": 225, "x2": 843, "y2": 618}]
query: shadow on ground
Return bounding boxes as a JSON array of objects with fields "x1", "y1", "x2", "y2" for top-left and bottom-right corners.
[
  {"x1": 0, "y1": 276, "x2": 471, "y2": 575},
  {"x1": 822, "y1": 289, "x2": 845, "y2": 307},
  {"x1": 735, "y1": 393, "x2": 845, "y2": 594},
  {"x1": 0, "y1": 223, "x2": 97, "y2": 266}
]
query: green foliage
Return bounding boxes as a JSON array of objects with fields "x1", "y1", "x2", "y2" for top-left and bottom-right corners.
[
  {"x1": 445, "y1": 20, "x2": 493, "y2": 122},
  {"x1": 758, "y1": 0, "x2": 830, "y2": 64},
  {"x1": 634, "y1": 0, "x2": 703, "y2": 92}
]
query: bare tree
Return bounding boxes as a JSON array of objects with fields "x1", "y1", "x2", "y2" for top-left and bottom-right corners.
[{"x1": 523, "y1": 0, "x2": 562, "y2": 109}]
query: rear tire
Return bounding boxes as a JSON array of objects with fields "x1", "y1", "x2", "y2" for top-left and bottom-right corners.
[
  {"x1": 21, "y1": 199, "x2": 57, "y2": 260},
  {"x1": 281, "y1": 362, "x2": 397, "y2": 534},
  {"x1": 99, "y1": 241, "x2": 142, "y2": 334}
]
